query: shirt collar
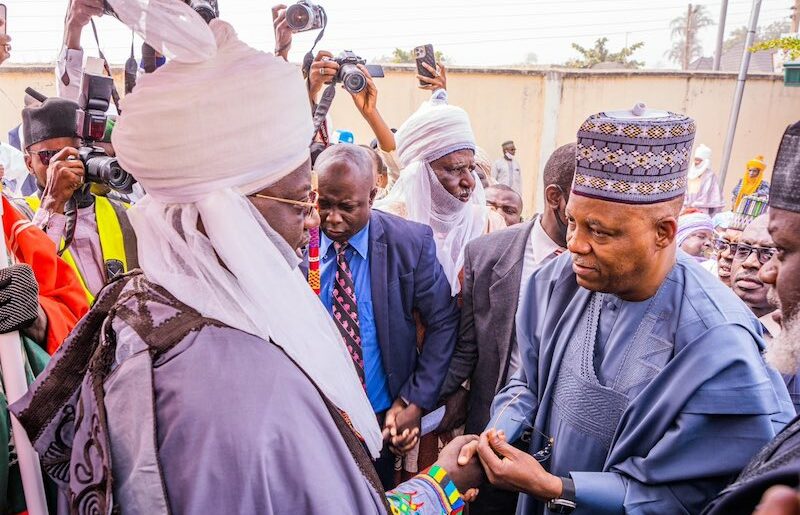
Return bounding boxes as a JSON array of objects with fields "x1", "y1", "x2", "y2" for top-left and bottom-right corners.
[
  {"x1": 321, "y1": 221, "x2": 371, "y2": 259},
  {"x1": 531, "y1": 216, "x2": 565, "y2": 264}
]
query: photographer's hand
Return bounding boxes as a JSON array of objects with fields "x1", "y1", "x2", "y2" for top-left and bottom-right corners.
[
  {"x1": 65, "y1": 0, "x2": 103, "y2": 50},
  {"x1": 308, "y1": 50, "x2": 338, "y2": 103},
  {"x1": 0, "y1": 21, "x2": 10, "y2": 66},
  {"x1": 41, "y1": 147, "x2": 85, "y2": 215},
  {"x1": 271, "y1": 4, "x2": 292, "y2": 61},
  {"x1": 350, "y1": 65, "x2": 396, "y2": 152},
  {"x1": 417, "y1": 61, "x2": 447, "y2": 92}
]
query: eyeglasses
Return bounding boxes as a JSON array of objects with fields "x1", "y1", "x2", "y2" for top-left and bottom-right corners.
[
  {"x1": 252, "y1": 190, "x2": 318, "y2": 217},
  {"x1": 27, "y1": 149, "x2": 60, "y2": 166},
  {"x1": 493, "y1": 391, "x2": 554, "y2": 463},
  {"x1": 734, "y1": 243, "x2": 777, "y2": 264},
  {"x1": 713, "y1": 238, "x2": 737, "y2": 254}
]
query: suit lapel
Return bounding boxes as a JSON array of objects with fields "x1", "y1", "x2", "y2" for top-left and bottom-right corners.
[
  {"x1": 490, "y1": 219, "x2": 536, "y2": 385},
  {"x1": 369, "y1": 211, "x2": 390, "y2": 359}
]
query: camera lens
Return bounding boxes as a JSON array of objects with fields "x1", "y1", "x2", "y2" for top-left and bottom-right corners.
[
  {"x1": 286, "y1": 4, "x2": 311, "y2": 31},
  {"x1": 342, "y1": 69, "x2": 367, "y2": 94},
  {"x1": 87, "y1": 155, "x2": 136, "y2": 194}
]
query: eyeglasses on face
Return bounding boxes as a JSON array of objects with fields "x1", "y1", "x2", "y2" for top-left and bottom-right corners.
[
  {"x1": 252, "y1": 190, "x2": 318, "y2": 217},
  {"x1": 27, "y1": 149, "x2": 60, "y2": 166},
  {"x1": 734, "y1": 243, "x2": 777, "y2": 264},
  {"x1": 713, "y1": 238, "x2": 737, "y2": 254}
]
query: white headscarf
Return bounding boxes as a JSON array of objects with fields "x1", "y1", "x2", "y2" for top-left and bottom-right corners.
[
  {"x1": 110, "y1": 5, "x2": 381, "y2": 458},
  {"x1": 689, "y1": 143, "x2": 712, "y2": 180},
  {"x1": 374, "y1": 101, "x2": 486, "y2": 295}
]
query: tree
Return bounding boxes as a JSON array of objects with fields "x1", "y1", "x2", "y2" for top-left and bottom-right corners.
[
  {"x1": 750, "y1": 37, "x2": 800, "y2": 60},
  {"x1": 723, "y1": 20, "x2": 792, "y2": 52},
  {"x1": 378, "y1": 47, "x2": 448, "y2": 64},
  {"x1": 667, "y1": 4, "x2": 715, "y2": 69},
  {"x1": 523, "y1": 52, "x2": 538, "y2": 65},
  {"x1": 564, "y1": 37, "x2": 645, "y2": 68}
]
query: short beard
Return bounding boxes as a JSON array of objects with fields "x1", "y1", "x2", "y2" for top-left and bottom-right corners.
[{"x1": 765, "y1": 310, "x2": 800, "y2": 375}]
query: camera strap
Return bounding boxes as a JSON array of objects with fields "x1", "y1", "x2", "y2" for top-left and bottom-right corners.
[
  {"x1": 300, "y1": 6, "x2": 332, "y2": 146},
  {"x1": 90, "y1": 19, "x2": 122, "y2": 114},
  {"x1": 124, "y1": 31, "x2": 138, "y2": 95}
]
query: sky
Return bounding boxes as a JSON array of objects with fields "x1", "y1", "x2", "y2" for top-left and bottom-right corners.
[{"x1": 3, "y1": 0, "x2": 796, "y2": 69}]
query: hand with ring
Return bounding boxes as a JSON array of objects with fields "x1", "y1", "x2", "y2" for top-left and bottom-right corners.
[
  {"x1": 417, "y1": 61, "x2": 447, "y2": 91},
  {"x1": 308, "y1": 50, "x2": 339, "y2": 103}
]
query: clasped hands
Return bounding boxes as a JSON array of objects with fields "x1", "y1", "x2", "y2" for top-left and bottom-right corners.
[{"x1": 443, "y1": 429, "x2": 563, "y2": 502}]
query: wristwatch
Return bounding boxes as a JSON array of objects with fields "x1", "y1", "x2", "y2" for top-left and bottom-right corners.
[
  {"x1": 546, "y1": 498, "x2": 577, "y2": 514},
  {"x1": 545, "y1": 477, "x2": 577, "y2": 514}
]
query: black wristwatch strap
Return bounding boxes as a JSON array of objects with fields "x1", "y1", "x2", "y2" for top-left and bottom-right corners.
[
  {"x1": 561, "y1": 476, "x2": 576, "y2": 502},
  {"x1": 545, "y1": 477, "x2": 577, "y2": 514}
]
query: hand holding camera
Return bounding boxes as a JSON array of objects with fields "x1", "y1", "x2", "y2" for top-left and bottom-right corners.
[
  {"x1": 271, "y1": 4, "x2": 292, "y2": 61},
  {"x1": 309, "y1": 50, "x2": 337, "y2": 101},
  {"x1": 0, "y1": 19, "x2": 10, "y2": 66},
  {"x1": 349, "y1": 64, "x2": 378, "y2": 117},
  {"x1": 41, "y1": 147, "x2": 85, "y2": 215},
  {"x1": 64, "y1": 0, "x2": 103, "y2": 49}
]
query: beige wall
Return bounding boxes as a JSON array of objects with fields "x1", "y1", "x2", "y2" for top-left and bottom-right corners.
[{"x1": 2, "y1": 65, "x2": 798, "y2": 215}]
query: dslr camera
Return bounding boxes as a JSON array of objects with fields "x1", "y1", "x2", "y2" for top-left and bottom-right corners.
[
  {"x1": 286, "y1": 1, "x2": 325, "y2": 33},
  {"x1": 103, "y1": 0, "x2": 218, "y2": 23},
  {"x1": 327, "y1": 51, "x2": 384, "y2": 95},
  {"x1": 76, "y1": 71, "x2": 136, "y2": 194}
]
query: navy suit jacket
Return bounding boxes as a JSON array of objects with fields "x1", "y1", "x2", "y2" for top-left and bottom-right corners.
[{"x1": 362, "y1": 209, "x2": 459, "y2": 411}]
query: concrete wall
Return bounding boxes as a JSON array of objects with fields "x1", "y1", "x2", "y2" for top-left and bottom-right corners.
[{"x1": 2, "y1": 64, "x2": 798, "y2": 215}]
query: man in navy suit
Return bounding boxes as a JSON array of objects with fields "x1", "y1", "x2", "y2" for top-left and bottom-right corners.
[{"x1": 315, "y1": 144, "x2": 460, "y2": 489}]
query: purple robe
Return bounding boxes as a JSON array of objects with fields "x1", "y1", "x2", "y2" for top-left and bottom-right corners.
[
  {"x1": 10, "y1": 273, "x2": 464, "y2": 514},
  {"x1": 684, "y1": 170, "x2": 725, "y2": 214}
]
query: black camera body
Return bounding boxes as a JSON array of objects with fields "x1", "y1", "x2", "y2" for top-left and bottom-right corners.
[
  {"x1": 329, "y1": 51, "x2": 384, "y2": 95},
  {"x1": 188, "y1": 0, "x2": 218, "y2": 23},
  {"x1": 286, "y1": 1, "x2": 325, "y2": 33},
  {"x1": 76, "y1": 71, "x2": 136, "y2": 194},
  {"x1": 103, "y1": 0, "x2": 217, "y2": 23}
]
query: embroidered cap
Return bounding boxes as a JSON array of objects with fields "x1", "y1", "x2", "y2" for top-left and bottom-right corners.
[
  {"x1": 769, "y1": 121, "x2": 800, "y2": 214},
  {"x1": 573, "y1": 103, "x2": 696, "y2": 204}
]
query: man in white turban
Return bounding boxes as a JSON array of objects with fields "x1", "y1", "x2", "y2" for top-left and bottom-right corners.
[
  {"x1": 684, "y1": 143, "x2": 724, "y2": 215},
  {"x1": 375, "y1": 100, "x2": 505, "y2": 296},
  {"x1": 10, "y1": 3, "x2": 479, "y2": 514}
]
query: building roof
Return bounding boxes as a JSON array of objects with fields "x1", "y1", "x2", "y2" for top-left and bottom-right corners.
[{"x1": 690, "y1": 40, "x2": 778, "y2": 72}]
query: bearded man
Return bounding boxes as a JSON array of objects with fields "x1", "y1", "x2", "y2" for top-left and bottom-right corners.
[
  {"x1": 702, "y1": 121, "x2": 800, "y2": 515},
  {"x1": 374, "y1": 100, "x2": 505, "y2": 296}
]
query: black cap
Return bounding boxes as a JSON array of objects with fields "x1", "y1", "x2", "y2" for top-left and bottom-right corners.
[
  {"x1": 769, "y1": 121, "x2": 800, "y2": 214},
  {"x1": 22, "y1": 97, "x2": 79, "y2": 149}
]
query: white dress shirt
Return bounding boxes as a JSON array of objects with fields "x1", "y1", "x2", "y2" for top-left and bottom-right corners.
[{"x1": 508, "y1": 217, "x2": 565, "y2": 375}]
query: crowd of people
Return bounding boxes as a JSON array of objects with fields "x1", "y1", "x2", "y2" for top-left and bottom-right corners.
[{"x1": 0, "y1": 1, "x2": 799, "y2": 514}]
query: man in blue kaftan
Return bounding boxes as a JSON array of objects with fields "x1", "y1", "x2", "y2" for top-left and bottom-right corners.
[{"x1": 460, "y1": 106, "x2": 795, "y2": 515}]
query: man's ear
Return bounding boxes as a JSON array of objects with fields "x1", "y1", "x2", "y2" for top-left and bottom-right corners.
[
  {"x1": 544, "y1": 185, "x2": 562, "y2": 210},
  {"x1": 655, "y1": 216, "x2": 678, "y2": 249},
  {"x1": 369, "y1": 187, "x2": 378, "y2": 207},
  {"x1": 23, "y1": 153, "x2": 33, "y2": 174}
]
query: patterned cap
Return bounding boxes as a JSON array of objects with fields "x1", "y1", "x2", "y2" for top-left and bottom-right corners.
[
  {"x1": 573, "y1": 103, "x2": 696, "y2": 204},
  {"x1": 769, "y1": 121, "x2": 800, "y2": 214}
]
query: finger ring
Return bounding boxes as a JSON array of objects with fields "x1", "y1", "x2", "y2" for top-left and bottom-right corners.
[{"x1": 319, "y1": 68, "x2": 326, "y2": 76}]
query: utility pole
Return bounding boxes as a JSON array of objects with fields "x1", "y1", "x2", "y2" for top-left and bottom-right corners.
[
  {"x1": 684, "y1": 3, "x2": 694, "y2": 70},
  {"x1": 792, "y1": 0, "x2": 799, "y2": 33},
  {"x1": 713, "y1": 0, "x2": 729, "y2": 70},
  {"x1": 719, "y1": 0, "x2": 763, "y2": 187}
]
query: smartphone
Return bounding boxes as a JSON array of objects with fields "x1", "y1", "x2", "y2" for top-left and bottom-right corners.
[
  {"x1": 414, "y1": 44, "x2": 435, "y2": 86},
  {"x1": 0, "y1": 4, "x2": 7, "y2": 36}
]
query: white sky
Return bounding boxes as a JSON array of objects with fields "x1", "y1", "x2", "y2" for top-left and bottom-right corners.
[{"x1": 3, "y1": 0, "x2": 796, "y2": 68}]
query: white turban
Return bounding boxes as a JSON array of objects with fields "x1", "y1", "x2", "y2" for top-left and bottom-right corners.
[
  {"x1": 375, "y1": 101, "x2": 486, "y2": 295},
  {"x1": 112, "y1": 14, "x2": 381, "y2": 457},
  {"x1": 689, "y1": 143, "x2": 713, "y2": 180}
]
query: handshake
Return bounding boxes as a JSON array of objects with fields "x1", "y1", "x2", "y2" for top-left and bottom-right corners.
[{"x1": 426, "y1": 429, "x2": 564, "y2": 504}]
